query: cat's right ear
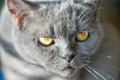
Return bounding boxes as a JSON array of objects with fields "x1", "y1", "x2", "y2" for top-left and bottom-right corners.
[{"x1": 7, "y1": 0, "x2": 36, "y2": 29}]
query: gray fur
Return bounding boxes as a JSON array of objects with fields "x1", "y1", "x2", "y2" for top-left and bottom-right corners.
[{"x1": 0, "y1": 0, "x2": 120, "y2": 80}]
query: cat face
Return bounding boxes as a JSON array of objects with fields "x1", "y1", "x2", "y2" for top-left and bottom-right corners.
[{"x1": 8, "y1": 0, "x2": 102, "y2": 77}]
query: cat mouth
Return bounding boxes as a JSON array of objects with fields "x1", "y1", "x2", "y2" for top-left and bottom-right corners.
[{"x1": 60, "y1": 66, "x2": 76, "y2": 77}]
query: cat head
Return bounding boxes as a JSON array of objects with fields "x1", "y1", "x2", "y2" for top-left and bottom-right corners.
[{"x1": 8, "y1": 0, "x2": 102, "y2": 77}]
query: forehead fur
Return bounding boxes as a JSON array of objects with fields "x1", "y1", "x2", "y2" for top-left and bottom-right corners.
[{"x1": 24, "y1": 2, "x2": 96, "y2": 35}]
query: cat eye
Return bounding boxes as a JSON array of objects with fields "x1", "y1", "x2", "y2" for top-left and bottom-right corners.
[
  {"x1": 76, "y1": 31, "x2": 89, "y2": 42},
  {"x1": 38, "y1": 37, "x2": 55, "y2": 46}
]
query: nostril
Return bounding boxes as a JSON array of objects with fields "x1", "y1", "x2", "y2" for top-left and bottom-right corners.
[
  {"x1": 61, "y1": 54, "x2": 75, "y2": 62},
  {"x1": 67, "y1": 54, "x2": 75, "y2": 62},
  {"x1": 62, "y1": 54, "x2": 75, "y2": 62}
]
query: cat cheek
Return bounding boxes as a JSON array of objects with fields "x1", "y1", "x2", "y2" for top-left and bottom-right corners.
[{"x1": 70, "y1": 56, "x2": 90, "y2": 69}]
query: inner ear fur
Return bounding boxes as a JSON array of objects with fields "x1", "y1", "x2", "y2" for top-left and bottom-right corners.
[{"x1": 7, "y1": 0, "x2": 36, "y2": 29}]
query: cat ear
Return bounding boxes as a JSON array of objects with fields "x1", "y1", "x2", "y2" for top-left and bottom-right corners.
[
  {"x1": 83, "y1": 0, "x2": 100, "y2": 7},
  {"x1": 7, "y1": 0, "x2": 36, "y2": 29}
]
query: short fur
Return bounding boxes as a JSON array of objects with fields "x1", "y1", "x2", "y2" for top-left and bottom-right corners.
[{"x1": 0, "y1": 0, "x2": 120, "y2": 80}]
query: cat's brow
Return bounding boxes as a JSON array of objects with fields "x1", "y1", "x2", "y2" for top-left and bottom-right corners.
[
  {"x1": 26, "y1": 0, "x2": 66, "y2": 5},
  {"x1": 50, "y1": 26, "x2": 55, "y2": 37},
  {"x1": 33, "y1": 30, "x2": 55, "y2": 38}
]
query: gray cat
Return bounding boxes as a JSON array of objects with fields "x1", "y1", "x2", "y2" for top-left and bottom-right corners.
[{"x1": 0, "y1": 0, "x2": 120, "y2": 80}]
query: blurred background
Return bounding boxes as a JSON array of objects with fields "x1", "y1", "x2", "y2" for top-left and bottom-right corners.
[
  {"x1": 0, "y1": 0, "x2": 120, "y2": 80},
  {"x1": 0, "y1": 0, "x2": 4, "y2": 79},
  {"x1": 0, "y1": 0, "x2": 4, "y2": 12},
  {"x1": 100, "y1": 0, "x2": 120, "y2": 33}
]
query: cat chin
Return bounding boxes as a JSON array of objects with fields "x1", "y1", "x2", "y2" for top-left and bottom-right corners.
[{"x1": 58, "y1": 68, "x2": 76, "y2": 77}]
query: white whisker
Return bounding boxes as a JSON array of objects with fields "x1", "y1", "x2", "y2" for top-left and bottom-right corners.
[
  {"x1": 91, "y1": 61, "x2": 120, "y2": 72},
  {"x1": 86, "y1": 66, "x2": 107, "y2": 80},
  {"x1": 88, "y1": 66, "x2": 114, "y2": 80},
  {"x1": 93, "y1": 55, "x2": 112, "y2": 60},
  {"x1": 85, "y1": 67, "x2": 100, "y2": 80},
  {"x1": 99, "y1": 70, "x2": 114, "y2": 80}
]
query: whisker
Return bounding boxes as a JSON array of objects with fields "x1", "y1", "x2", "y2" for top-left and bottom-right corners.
[
  {"x1": 85, "y1": 67, "x2": 100, "y2": 80},
  {"x1": 92, "y1": 55, "x2": 112, "y2": 61},
  {"x1": 88, "y1": 66, "x2": 114, "y2": 80},
  {"x1": 98, "y1": 69, "x2": 114, "y2": 80},
  {"x1": 94, "y1": 55, "x2": 112, "y2": 59},
  {"x1": 91, "y1": 61, "x2": 120, "y2": 72},
  {"x1": 86, "y1": 66, "x2": 107, "y2": 80}
]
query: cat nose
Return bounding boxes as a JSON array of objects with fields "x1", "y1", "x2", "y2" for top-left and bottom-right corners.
[{"x1": 61, "y1": 54, "x2": 75, "y2": 62}]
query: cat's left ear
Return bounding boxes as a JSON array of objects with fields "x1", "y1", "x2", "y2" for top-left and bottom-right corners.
[
  {"x1": 7, "y1": 0, "x2": 36, "y2": 29},
  {"x1": 83, "y1": 0, "x2": 100, "y2": 7}
]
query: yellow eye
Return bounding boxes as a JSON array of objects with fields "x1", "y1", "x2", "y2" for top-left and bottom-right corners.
[
  {"x1": 38, "y1": 37, "x2": 54, "y2": 46},
  {"x1": 76, "y1": 31, "x2": 89, "y2": 42}
]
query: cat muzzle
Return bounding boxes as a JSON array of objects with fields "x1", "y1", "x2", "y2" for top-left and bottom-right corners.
[
  {"x1": 70, "y1": 56, "x2": 91, "y2": 69},
  {"x1": 60, "y1": 65, "x2": 76, "y2": 77}
]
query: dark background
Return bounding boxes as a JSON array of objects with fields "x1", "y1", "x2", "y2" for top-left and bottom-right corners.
[
  {"x1": 0, "y1": 0, "x2": 4, "y2": 12},
  {"x1": 101, "y1": 0, "x2": 120, "y2": 32}
]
